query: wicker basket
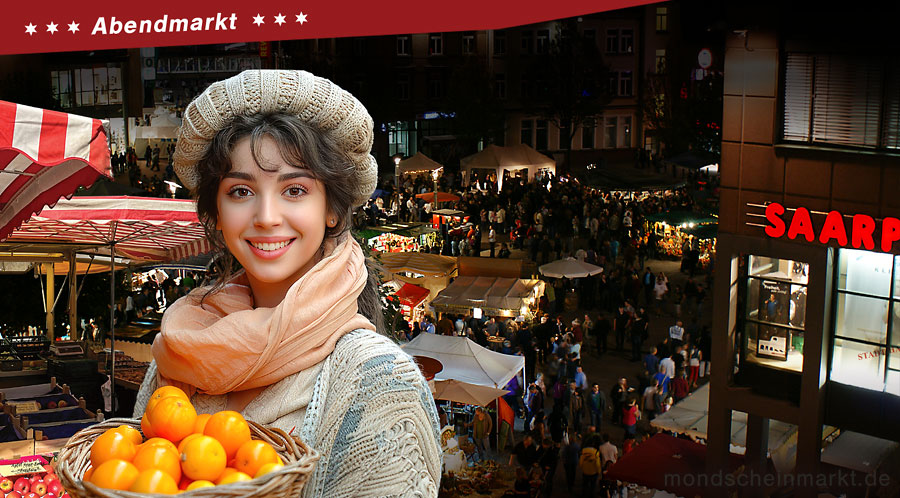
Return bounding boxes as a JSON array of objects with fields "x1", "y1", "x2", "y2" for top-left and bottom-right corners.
[{"x1": 57, "y1": 417, "x2": 319, "y2": 498}]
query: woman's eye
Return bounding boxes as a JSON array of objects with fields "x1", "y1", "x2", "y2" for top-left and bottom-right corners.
[
  {"x1": 227, "y1": 186, "x2": 252, "y2": 198},
  {"x1": 285, "y1": 185, "x2": 307, "y2": 197}
]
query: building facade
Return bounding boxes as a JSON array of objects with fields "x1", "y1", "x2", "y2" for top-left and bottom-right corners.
[{"x1": 709, "y1": 7, "x2": 900, "y2": 492}]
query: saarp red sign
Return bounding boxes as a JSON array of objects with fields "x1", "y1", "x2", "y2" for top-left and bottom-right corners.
[{"x1": 764, "y1": 202, "x2": 900, "y2": 253}]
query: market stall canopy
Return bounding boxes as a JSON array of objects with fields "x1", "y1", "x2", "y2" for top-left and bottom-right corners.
[
  {"x1": 682, "y1": 223, "x2": 718, "y2": 240},
  {"x1": 432, "y1": 209, "x2": 467, "y2": 217},
  {"x1": 461, "y1": 144, "x2": 556, "y2": 189},
  {"x1": 0, "y1": 100, "x2": 112, "y2": 241},
  {"x1": 650, "y1": 385, "x2": 797, "y2": 454},
  {"x1": 604, "y1": 433, "x2": 744, "y2": 497},
  {"x1": 402, "y1": 333, "x2": 524, "y2": 388},
  {"x1": 666, "y1": 150, "x2": 717, "y2": 170},
  {"x1": 416, "y1": 191, "x2": 460, "y2": 203},
  {"x1": 5, "y1": 196, "x2": 211, "y2": 262},
  {"x1": 394, "y1": 282, "x2": 430, "y2": 307},
  {"x1": 644, "y1": 210, "x2": 717, "y2": 227},
  {"x1": 398, "y1": 152, "x2": 443, "y2": 174},
  {"x1": 539, "y1": 257, "x2": 603, "y2": 278},
  {"x1": 379, "y1": 252, "x2": 458, "y2": 277},
  {"x1": 430, "y1": 276, "x2": 543, "y2": 316},
  {"x1": 432, "y1": 379, "x2": 510, "y2": 406},
  {"x1": 582, "y1": 164, "x2": 686, "y2": 192}
]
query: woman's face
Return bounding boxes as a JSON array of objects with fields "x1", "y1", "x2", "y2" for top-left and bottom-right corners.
[{"x1": 216, "y1": 135, "x2": 333, "y2": 304}]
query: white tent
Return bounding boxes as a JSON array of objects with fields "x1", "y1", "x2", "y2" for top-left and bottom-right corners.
[
  {"x1": 402, "y1": 333, "x2": 524, "y2": 388},
  {"x1": 430, "y1": 276, "x2": 544, "y2": 317},
  {"x1": 461, "y1": 144, "x2": 556, "y2": 191},
  {"x1": 432, "y1": 379, "x2": 511, "y2": 406},
  {"x1": 398, "y1": 152, "x2": 443, "y2": 174},
  {"x1": 539, "y1": 257, "x2": 604, "y2": 278}
]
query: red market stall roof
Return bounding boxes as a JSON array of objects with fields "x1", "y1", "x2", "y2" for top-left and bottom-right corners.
[
  {"x1": 0, "y1": 101, "x2": 112, "y2": 241},
  {"x1": 395, "y1": 282, "x2": 430, "y2": 308},
  {"x1": 4, "y1": 196, "x2": 210, "y2": 261},
  {"x1": 604, "y1": 434, "x2": 744, "y2": 497}
]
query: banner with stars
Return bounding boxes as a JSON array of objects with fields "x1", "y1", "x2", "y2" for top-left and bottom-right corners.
[{"x1": 1, "y1": 0, "x2": 656, "y2": 55}]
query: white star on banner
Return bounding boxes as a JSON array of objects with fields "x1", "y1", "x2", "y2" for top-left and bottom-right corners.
[
  {"x1": 25, "y1": 23, "x2": 37, "y2": 35},
  {"x1": 252, "y1": 14, "x2": 265, "y2": 26},
  {"x1": 296, "y1": 13, "x2": 308, "y2": 24},
  {"x1": 67, "y1": 21, "x2": 79, "y2": 33},
  {"x1": 274, "y1": 13, "x2": 286, "y2": 25},
  {"x1": 47, "y1": 22, "x2": 59, "y2": 34}
]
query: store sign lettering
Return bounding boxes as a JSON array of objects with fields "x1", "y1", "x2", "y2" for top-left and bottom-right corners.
[
  {"x1": 764, "y1": 203, "x2": 900, "y2": 252},
  {"x1": 858, "y1": 346, "x2": 900, "y2": 361}
]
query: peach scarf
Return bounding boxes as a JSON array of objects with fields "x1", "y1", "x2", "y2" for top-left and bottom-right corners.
[{"x1": 151, "y1": 235, "x2": 375, "y2": 396}]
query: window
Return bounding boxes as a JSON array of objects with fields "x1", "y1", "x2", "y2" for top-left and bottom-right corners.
[
  {"x1": 783, "y1": 53, "x2": 900, "y2": 150},
  {"x1": 559, "y1": 122, "x2": 571, "y2": 150},
  {"x1": 619, "y1": 29, "x2": 634, "y2": 54},
  {"x1": 429, "y1": 34, "x2": 443, "y2": 56},
  {"x1": 462, "y1": 32, "x2": 476, "y2": 55},
  {"x1": 494, "y1": 73, "x2": 506, "y2": 99},
  {"x1": 605, "y1": 117, "x2": 618, "y2": 147},
  {"x1": 619, "y1": 71, "x2": 633, "y2": 96},
  {"x1": 535, "y1": 120, "x2": 548, "y2": 150},
  {"x1": 396, "y1": 36, "x2": 410, "y2": 56},
  {"x1": 621, "y1": 116, "x2": 632, "y2": 147},
  {"x1": 606, "y1": 29, "x2": 619, "y2": 53},
  {"x1": 521, "y1": 119, "x2": 534, "y2": 147},
  {"x1": 609, "y1": 73, "x2": 618, "y2": 96},
  {"x1": 53, "y1": 66, "x2": 123, "y2": 108},
  {"x1": 387, "y1": 121, "x2": 416, "y2": 157},
  {"x1": 583, "y1": 29, "x2": 596, "y2": 48},
  {"x1": 493, "y1": 30, "x2": 507, "y2": 56},
  {"x1": 520, "y1": 78, "x2": 532, "y2": 99},
  {"x1": 742, "y1": 256, "x2": 809, "y2": 372},
  {"x1": 521, "y1": 30, "x2": 533, "y2": 55},
  {"x1": 396, "y1": 75, "x2": 410, "y2": 101},
  {"x1": 536, "y1": 29, "x2": 550, "y2": 54},
  {"x1": 582, "y1": 119, "x2": 595, "y2": 149},
  {"x1": 655, "y1": 49, "x2": 667, "y2": 74},
  {"x1": 428, "y1": 74, "x2": 444, "y2": 99},
  {"x1": 656, "y1": 7, "x2": 668, "y2": 33},
  {"x1": 831, "y1": 249, "x2": 900, "y2": 395}
]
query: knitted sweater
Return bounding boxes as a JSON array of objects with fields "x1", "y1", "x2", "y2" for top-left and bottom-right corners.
[{"x1": 134, "y1": 329, "x2": 442, "y2": 497}]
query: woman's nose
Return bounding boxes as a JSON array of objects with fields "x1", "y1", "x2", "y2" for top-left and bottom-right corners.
[{"x1": 254, "y1": 194, "x2": 282, "y2": 227}]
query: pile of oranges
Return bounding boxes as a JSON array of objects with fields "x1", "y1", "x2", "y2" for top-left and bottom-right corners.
[{"x1": 82, "y1": 386, "x2": 284, "y2": 494}]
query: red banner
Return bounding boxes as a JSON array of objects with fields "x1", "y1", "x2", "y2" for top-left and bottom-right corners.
[{"x1": 0, "y1": 0, "x2": 657, "y2": 55}]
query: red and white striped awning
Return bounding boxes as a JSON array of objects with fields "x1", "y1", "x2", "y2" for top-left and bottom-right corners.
[
  {"x1": 0, "y1": 101, "x2": 112, "y2": 241},
  {"x1": 6, "y1": 196, "x2": 211, "y2": 262}
]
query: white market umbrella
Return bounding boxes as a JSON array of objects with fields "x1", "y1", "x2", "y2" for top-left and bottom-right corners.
[
  {"x1": 539, "y1": 257, "x2": 603, "y2": 278},
  {"x1": 431, "y1": 379, "x2": 510, "y2": 407}
]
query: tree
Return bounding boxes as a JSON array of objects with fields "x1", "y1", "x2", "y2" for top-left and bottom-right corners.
[
  {"x1": 642, "y1": 71, "x2": 722, "y2": 159},
  {"x1": 447, "y1": 58, "x2": 507, "y2": 153},
  {"x1": 527, "y1": 20, "x2": 612, "y2": 171}
]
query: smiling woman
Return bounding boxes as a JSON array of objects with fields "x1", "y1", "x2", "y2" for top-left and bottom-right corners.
[{"x1": 132, "y1": 70, "x2": 442, "y2": 497}]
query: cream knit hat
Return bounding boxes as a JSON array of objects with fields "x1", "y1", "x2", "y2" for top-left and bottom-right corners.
[{"x1": 173, "y1": 69, "x2": 377, "y2": 206}]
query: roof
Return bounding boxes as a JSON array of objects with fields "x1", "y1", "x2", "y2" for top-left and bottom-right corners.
[
  {"x1": 431, "y1": 276, "x2": 543, "y2": 314},
  {"x1": 379, "y1": 252, "x2": 458, "y2": 277},
  {"x1": 394, "y1": 282, "x2": 430, "y2": 307},
  {"x1": 397, "y1": 152, "x2": 443, "y2": 174},
  {"x1": 460, "y1": 144, "x2": 555, "y2": 170},
  {"x1": 402, "y1": 333, "x2": 524, "y2": 388}
]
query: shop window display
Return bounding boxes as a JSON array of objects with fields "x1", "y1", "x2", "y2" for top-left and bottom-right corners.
[
  {"x1": 830, "y1": 249, "x2": 900, "y2": 395},
  {"x1": 742, "y1": 255, "x2": 808, "y2": 371}
]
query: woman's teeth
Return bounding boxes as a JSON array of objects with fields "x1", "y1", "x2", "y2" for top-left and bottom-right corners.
[{"x1": 250, "y1": 240, "x2": 291, "y2": 251}]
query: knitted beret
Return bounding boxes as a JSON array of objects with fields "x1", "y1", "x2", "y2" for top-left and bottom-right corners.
[{"x1": 173, "y1": 69, "x2": 377, "y2": 207}]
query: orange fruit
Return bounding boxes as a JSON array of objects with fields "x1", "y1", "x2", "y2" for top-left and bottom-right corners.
[
  {"x1": 141, "y1": 437, "x2": 178, "y2": 454},
  {"x1": 193, "y1": 413, "x2": 211, "y2": 434},
  {"x1": 185, "y1": 479, "x2": 215, "y2": 490},
  {"x1": 90, "y1": 430, "x2": 137, "y2": 467},
  {"x1": 129, "y1": 468, "x2": 179, "y2": 494},
  {"x1": 217, "y1": 469, "x2": 252, "y2": 485},
  {"x1": 148, "y1": 396, "x2": 197, "y2": 442},
  {"x1": 145, "y1": 386, "x2": 190, "y2": 415},
  {"x1": 233, "y1": 440, "x2": 280, "y2": 477},
  {"x1": 177, "y1": 475, "x2": 193, "y2": 490},
  {"x1": 132, "y1": 443, "x2": 182, "y2": 482},
  {"x1": 83, "y1": 466, "x2": 94, "y2": 481},
  {"x1": 254, "y1": 461, "x2": 284, "y2": 478},
  {"x1": 141, "y1": 413, "x2": 156, "y2": 439},
  {"x1": 112, "y1": 425, "x2": 143, "y2": 446},
  {"x1": 180, "y1": 435, "x2": 227, "y2": 482},
  {"x1": 89, "y1": 459, "x2": 140, "y2": 490},
  {"x1": 203, "y1": 411, "x2": 251, "y2": 460},
  {"x1": 177, "y1": 433, "x2": 203, "y2": 453}
]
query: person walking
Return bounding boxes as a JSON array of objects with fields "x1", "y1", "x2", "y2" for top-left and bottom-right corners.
[
  {"x1": 562, "y1": 433, "x2": 582, "y2": 494},
  {"x1": 466, "y1": 407, "x2": 493, "y2": 461},
  {"x1": 579, "y1": 440, "x2": 602, "y2": 498},
  {"x1": 587, "y1": 383, "x2": 607, "y2": 431}
]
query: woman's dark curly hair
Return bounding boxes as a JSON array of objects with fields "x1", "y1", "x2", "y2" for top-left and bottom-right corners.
[{"x1": 192, "y1": 113, "x2": 382, "y2": 331}]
